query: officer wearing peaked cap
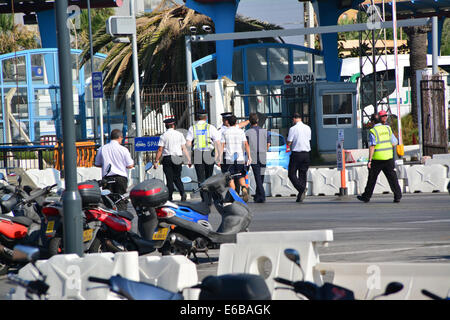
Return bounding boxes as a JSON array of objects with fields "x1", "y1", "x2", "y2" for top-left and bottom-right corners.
[{"x1": 154, "y1": 117, "x2": 191, "y2": 201}]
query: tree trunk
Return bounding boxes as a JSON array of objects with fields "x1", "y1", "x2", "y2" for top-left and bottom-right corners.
[{"x1": 404, "y1": 26, "x2": 431, "y2": 125}]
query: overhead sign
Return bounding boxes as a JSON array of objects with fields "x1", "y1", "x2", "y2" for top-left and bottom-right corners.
[
  {"x1": 134, "y1": 137, "x2": 160, "y2": 152},
  {"x1": 283, "y1": 73, "x2": 315, "y2": 85},
  {"x1": 92, "y1": 72, "x2": 103, "y2": 99}
]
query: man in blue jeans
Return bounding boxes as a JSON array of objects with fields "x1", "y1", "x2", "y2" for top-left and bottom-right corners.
[{"x1": 246, "y1": 113, "x2": 270, "y2": 203}]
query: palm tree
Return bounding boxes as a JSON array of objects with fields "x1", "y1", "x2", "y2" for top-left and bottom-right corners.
[
  {"x1": 404, "y1": 25, "x2": 431, "y2": 125},
  {"x1": 0, "y1": 14, "x2": 40, "y2": 55},
  {"x1": 79, "y1": 0, "x2": 281, "y2": 100}
]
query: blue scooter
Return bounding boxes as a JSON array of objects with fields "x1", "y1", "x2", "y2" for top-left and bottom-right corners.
[{"x1": 130, "y1": 168, "x2": 253, "y2": 262}]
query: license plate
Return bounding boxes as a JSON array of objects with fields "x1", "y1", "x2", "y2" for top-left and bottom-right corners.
[
  {"x1": 83, "y1": 229, "x2": 94, "y2": 242},
  {"x1": 152, "y1": 227, "x2": 169, "y2": 241},
  {"x1": 46, "y1": 221, "x2": 55, "y2": 234}
]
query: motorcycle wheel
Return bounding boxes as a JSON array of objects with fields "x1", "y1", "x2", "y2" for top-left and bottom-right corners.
[
  {"x1": 48, "y1": 237, "x2": 62, "y2": 257},
  {"x1": 88, "y1": 238, "x2": 104, "y2": 253}
]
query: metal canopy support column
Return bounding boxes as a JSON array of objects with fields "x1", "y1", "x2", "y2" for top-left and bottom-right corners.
[{"x1": 55, "y1": 0, "x2": 83, "y2": 256}]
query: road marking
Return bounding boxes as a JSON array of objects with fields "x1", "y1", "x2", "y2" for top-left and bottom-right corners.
[
  {"x1": 320, "y1": 244, "x2": 450, "y2": 257},
  {"x1": 406, "y1": 219, "x2": 450, "y2": 224}
]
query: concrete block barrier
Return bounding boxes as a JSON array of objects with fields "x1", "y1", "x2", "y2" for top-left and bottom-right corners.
[
  {"x1": 315, "y1": 262, "x2": 450, "y2": 300},
  {"x1": 25, "y1": 168, "x2": 64, "y2": 189},
  {"x1": 76, "y1": 167, "x2": 102, "y2": 183},
  {"x1": 10, "y1": 251, "x2": 198, "y2": 300},
  {"x1": 405, "y1": 164, "x2": 448, "y2": 193},
  {"x1": 353, "y1": 166, "x2": 399, "y2": 195},
  {"x1": 217, "y1": 230, "x2": 333, "y2": 300},
  {"x1": 310, "y1": 168, "x2": 353, "y2": 196}
]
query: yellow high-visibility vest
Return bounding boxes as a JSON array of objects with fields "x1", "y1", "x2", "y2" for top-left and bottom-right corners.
[
  {"x1": 194, "y1": 122, "x2": 212, "y2": 150},
  {"x1": 370, "y1": 125, "x2": 394, "y2": 160}
]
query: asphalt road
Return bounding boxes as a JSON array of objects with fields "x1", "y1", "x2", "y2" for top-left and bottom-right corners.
[{"x1": 1, "y1": 192, "x2": 449, "y2": 299}]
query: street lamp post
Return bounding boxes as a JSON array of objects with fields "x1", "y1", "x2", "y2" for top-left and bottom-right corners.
[{"x1": 55, "y1": 0, "x2": 84, "y2": 256}]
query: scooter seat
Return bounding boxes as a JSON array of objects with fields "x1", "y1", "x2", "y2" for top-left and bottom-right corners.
[
  {"x1": 177, "y1": 202, "x2": 210, "y2": 215},
  {"x1": 0, "y1": 215, "x2": 33, "y2": 227},
  {"x1": 116, "y1": 210, "x2": 134, "y2": 221}
]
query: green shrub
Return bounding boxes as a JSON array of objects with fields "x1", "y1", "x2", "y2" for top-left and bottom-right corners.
[{"x1": 389, "y1": 113, "x2": 418, "y2": 145}]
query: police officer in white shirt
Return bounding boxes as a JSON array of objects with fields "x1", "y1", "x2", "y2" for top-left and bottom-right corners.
[
  {"x1": 154, "y1": 117, "x2": 191, "y2": 201},
  {"x1": 95, "y1": 129, "x2": 134, "y2": 195},
  {"x1": 286, "y1": 112, "x2": 311, "y2": 203}
]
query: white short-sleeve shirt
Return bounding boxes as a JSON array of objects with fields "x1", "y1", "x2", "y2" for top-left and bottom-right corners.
[
  {"x1": 287, "y1": 121, "x2": 311, "y2": 152},
  {"x1": 94, "y1": 140, "x2": 134, "y2": 177},
  {"x1": 221, "y1": 125, "x2": 247, "y2": 162},
  {"x1": 158, "y1": 128, "x2": 186, "y2": 157}
]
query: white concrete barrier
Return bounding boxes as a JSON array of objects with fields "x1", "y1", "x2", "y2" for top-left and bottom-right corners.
[
  {"x1": 405, "y1": 164, "x2": 448, "y2": 193},
  {"x1": 11, "y1": 251, "x2": 198, "y2": 300},
  {"x1": 217, "y1": 230, "x2": 333, "y2": 300},
  {"x1": 353, "y1": 166, "x2": 401, "y2": 195},
  {"x1": 25, "y1": 168, "x2": 64, "y2": 189},
  {"x1": 315, "y1": 262, "x2": 450, "y2": 300},
  {"x1": 76, "y1": 167, "x2": 102, "y2": 183},
  {"x1": 310, "y1": 168, "x2": 354, "y2": 196},
  {"x1": 269, "y1": 167, "x2": 304, "y2": 197}
]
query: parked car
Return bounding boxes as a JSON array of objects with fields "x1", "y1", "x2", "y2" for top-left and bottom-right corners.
[{"x1": 266, "y1": 131, "x2": 290, "y2": 170}]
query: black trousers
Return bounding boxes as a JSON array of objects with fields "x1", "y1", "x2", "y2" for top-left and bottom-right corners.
[
  {"x1": 250, "y1": 162, "x2": 266, "y2": 202},
  {"x1": 288, "y1": 151, "x2": 310, "y2": 196},
  {"x1": 162, "y1": 155, "x2": 185, "y2": 200},
  {"x1": 362, "y1": 158, "x2": 402, "y2": 200},
  {"x1": 193, "y1": 150, "x2": 215, "y2": 204},
  {"x1": 104, "y1": 175, "x2": 128, "y2": 195}
]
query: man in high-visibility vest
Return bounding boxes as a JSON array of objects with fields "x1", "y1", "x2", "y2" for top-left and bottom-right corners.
[
  {"x1": 357, "y1": 110, "x2": 402, "y2": 203},
  {"x1": 186, "y1": 110, "x2": 221, "y2": 205}
]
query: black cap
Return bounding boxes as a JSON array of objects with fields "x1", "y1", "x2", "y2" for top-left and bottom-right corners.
[
  {"x1": 221, "y1": 112, "x2": 233, "y2": 118},
  {"x1": 196, "y1": 110, "x2": 209, "y2": 118},
  {"x1": 163, "y1": 117, "x2": 176, "y2": 124}
]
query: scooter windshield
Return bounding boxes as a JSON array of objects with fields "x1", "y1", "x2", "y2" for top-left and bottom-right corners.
[{"x1": 228, "y1": 188, "x2": 247, "y2": 205}]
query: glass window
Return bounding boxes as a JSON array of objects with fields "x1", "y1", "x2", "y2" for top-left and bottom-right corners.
[
  {"x1": 314, "y1": 55, "x2": 326, "y2": 79},
  {"x1": 249, "y1": 85, "x2": 268, "y2": 114},
  {"x1": 72, "y1": 54, "x2": 80, "y2": 81},
  {"x1": 269, "y1": 133, "x2": 285, "y2": 147},
  {"x1": 11, "y1": 121, "x2": 29, "y2": 143},
  {"x1": 5, "y1": 87, "x2": 28, "y2": 119},
  {"x1": 2, "y1": 56, "x2": 27, "y2": 84},
  {"x1": 34, "y1": 89, "x2": 54, "y2": 117},
  {"x1": 322, "y1": 93, "x2": 353, "y2": 127},
  {"x1": 195, "y1": 59, "x2": 217, "y2": 82},
  {"x1": 247, "y1": 48, "x2": 267, "y2": 81},
  {"x1": 34, "y1": 120, "x2": 56, "y2": 139},
  {"x1": 232, "y1": 50, "x2": 243, "y2": 82},
  {"x1": 31, "y1": 53, "x2": 56, "y2": 85},
  {"x1": 268, "y1": 48, "x2": 288, "y2": 81},
  {"x1": 293, "y1": 50, "x2": 308, "y2": 74},
  {"x1": 269, "y1": 86, "x2": 282, "y2": 114}
]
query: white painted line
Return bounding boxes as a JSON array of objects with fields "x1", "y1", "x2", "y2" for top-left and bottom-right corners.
[
  {"x1": 320, "y1": 244, "x2": 450, "y2": 257},
  {"x1": 406, "y1": 219, "x2": 450, "y2": 224}
]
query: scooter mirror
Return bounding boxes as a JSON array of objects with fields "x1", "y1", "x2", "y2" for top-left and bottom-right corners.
[
  {"x1": 181, "y1": 177, "x2": 192, "y2": 184},
  {"x1": 383, "y1": 282, "x2": 403, "y2": 296},
  {"x1": 12, "y1": 245, "x2": 40, "y2": 263},
  {"x1": 284, "y1": 248, "x2": 301, "y2": 267},
  {"x1": 145, "y1": 162, "x2": 153, "y2": 172},
  {"x1": 101, "y1": 189, "x2": 112, "y2": 196}
]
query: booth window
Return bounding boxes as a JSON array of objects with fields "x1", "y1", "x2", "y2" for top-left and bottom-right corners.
[{"x1": 322, "y1": 93, "x2": 353, "y2": 127}]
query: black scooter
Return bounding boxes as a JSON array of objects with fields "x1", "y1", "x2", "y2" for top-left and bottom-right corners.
[{"x1": 130, "y1": 170, "x2": 253, "y2": 261}]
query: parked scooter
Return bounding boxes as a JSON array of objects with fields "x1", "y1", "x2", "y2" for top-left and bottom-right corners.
[
  {"x1": 0, "y1": 173, "x2": 57, "y2": 274},
  {"x1": 274, "y1": 248, "x2": 404, "y2": 300},
  {"x1": 130, "y1": 164, "x2": 252, "y2": 261}
]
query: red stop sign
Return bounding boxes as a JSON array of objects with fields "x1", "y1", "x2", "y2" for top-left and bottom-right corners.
[{"x1": 284, "y1": 74, "x2": 292, "y2": 84}]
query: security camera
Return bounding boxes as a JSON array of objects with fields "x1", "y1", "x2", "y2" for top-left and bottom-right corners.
[
  {"x1": 189, "y1": 26, "x2": 197, "y2": 34},
  {"x1": 202, "y1": 25, "x2": 212, "y2": 33}
]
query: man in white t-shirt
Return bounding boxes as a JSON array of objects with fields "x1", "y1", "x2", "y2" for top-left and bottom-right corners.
[
  {"x1": 220, "y1": 115, "x2": 252, "y2": 202},
  {"x1": 154, "y1": 117, "x2": 191, "y2": 201},
  {"x1": 287, "y1": 112, "x2": 311, "y2": 203}
]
